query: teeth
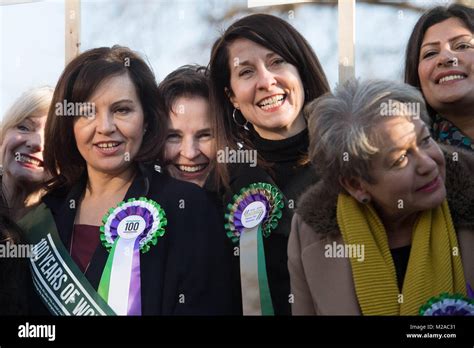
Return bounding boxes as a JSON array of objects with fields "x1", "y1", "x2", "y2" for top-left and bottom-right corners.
[
  {"x1": 97, "y1": 142, "x2": 119, "y2": 148},
  {"x1": 438, "y1": 75, "x2": 465, "y2": 84},
  {"x1": 19, "y1": 154, "x2": 42, "y2": 167},
  {"x1": 177, "y1": 164, "x2": 206, "y2": 173},
  {"x1": 258, "y1": 95, "x2": 285, "y2": 109}
]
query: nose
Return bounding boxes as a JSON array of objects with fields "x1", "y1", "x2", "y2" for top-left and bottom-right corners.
[
  {"x1": 180, "y1": 136, "x2": 200, "y2": 160},
  {"x1": 95, "y1": 111, "x2": 116, "y2": 135},
  {"x1": 26, "y1": 132, "x2": 43, "y2": 153},
  {"x1": 256, "y1": 66, "x2": 277, "y2": 90},
  {"x1": 415, "y1": 150, "x2": 438, "y2": 176},
  {"x1": 436, "y1": 47, "x2": 458, "y2": 68}
]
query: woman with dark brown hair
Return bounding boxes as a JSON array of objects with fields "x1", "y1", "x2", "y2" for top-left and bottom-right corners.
[
  {"x1": 159, "y1": 65, "x2": 215, "y2": 188},
  {"x1": 404, "y1": 4, "x2": 474, "y2": 151},
  {"x1": 20, "y1": 45, "x2": 233, "y2": 316},
  {"x1": 208, "y1": 13, "x2": 329, "y2": 315}
]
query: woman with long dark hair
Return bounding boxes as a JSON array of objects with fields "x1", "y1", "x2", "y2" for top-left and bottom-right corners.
[
  {"x1": 405, "y1": 4, "x2": 474, "y2": 151},
  {"x1": 208, "y1": 13, "x2": 330, "y2": 315},
  {"x1": 20, "y1": 45, "x2": 233, "y2": 315}
]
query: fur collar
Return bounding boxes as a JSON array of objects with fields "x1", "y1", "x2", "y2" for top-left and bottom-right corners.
[{"x1": 297, "y1": 145, "x2": 474, "y2": 235}]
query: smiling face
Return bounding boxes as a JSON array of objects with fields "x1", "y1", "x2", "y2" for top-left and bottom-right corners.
[
  {"x1": 73, "y1": 73, "x2": 145, "y2": 178},
  {"x1": 1, "y1": 114, "x2": 47, "y2": 186},
  {"x1": 227, "y1": 38, "x2": 306, "y2": 140},
  {"x1": 418, "y1": 17, "x2": 474, "y2": 113},
  {"x1": 164, "y1": 96, "x2": 214, "y2": 187},
  {"x1": 360, "y1": 117, "x2": 446, "y2": 218}
]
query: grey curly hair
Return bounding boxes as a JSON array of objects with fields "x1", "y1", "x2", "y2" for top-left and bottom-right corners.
[{"x1": 306, "y1": 78, "x2": 431, "y2": 194}]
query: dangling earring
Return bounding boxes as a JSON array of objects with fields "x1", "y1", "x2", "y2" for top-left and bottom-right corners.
[{"x1": 232, "y1": 108, "x2": 249, "y2": 131}]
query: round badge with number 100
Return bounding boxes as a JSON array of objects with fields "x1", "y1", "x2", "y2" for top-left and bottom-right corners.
[{"x1": 117, "y1": 215, "x2": 146, "y2": 239}]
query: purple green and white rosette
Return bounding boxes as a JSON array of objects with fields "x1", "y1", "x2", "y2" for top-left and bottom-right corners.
[
  {"x1": 98, "y1": 197, "x2": 167, "y2": 315},
  {"x1": 225, "y1": 182, "x2": 284, "y2": 316},
  {"x1": 419, "y1": 291, "x2": 474, "y2": 316}
]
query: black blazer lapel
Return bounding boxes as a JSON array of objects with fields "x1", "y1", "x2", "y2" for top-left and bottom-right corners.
[{"x1": 43, "y1": 175, "x2": 87, "y2": 250}]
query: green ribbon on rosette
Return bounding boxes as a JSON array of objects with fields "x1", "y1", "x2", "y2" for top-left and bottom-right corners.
[{"x1": 225, "y1": 182, "x2": 284, "y2": 316}]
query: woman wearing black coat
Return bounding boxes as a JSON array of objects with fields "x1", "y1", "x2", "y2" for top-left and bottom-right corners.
[{"x1": 20, "y1": 45, "x2": 233, "y2": 316}]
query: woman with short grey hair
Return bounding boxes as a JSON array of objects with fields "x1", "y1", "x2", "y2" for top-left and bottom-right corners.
[{"x1": 288, "y1": 79, "x2": 474, "y2": 315}]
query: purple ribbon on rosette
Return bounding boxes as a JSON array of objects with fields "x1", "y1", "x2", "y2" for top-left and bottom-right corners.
[{"x1": 99, "y1": 198, "x2": 167, "y2": 316}]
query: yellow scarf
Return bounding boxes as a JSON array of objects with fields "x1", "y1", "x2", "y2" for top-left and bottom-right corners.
[{"x1": 336, "y1": 194, "x2": 466, "y2": 315}]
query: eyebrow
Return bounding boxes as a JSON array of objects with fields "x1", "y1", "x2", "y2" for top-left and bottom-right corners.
[
  {"x1": 168, "y1": 128, "x2": 211, "y2": 134},
  {"x1": 22, "y1": 116, "x2": 39, "y2": 125},
  {"x1": 233, "y1": 52, "x2": 278, "y2": 69},
  {"x1": 110, "y1": 99, "x2": 134, "y2": 108},
  {"x1": 196, "y1": 128, "x2": 211, "y2": 134},
  {"x1": 421, "y1": 34, "x2": 472, "y2": 49},
  {"x1": 386, "y1": 124, "x2": 429, "y2": 154}
]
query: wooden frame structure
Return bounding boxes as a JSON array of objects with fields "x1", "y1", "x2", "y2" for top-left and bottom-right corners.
[{"x1": 65, "y1": 0, "x2": 81, "y2": 64}]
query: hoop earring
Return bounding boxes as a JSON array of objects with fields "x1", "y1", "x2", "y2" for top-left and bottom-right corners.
[{"x1": 232, "y1": 108, "x2": 249, "y2": 131}]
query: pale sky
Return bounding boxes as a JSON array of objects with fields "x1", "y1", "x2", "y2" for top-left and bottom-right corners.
[{"x1": 0, "y1": 0, "x2": 453, "y2": 118}]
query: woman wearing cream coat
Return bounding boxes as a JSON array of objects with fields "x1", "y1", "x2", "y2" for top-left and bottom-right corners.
[{"x1": 289, "y1": 79, "x2": 474, "y2": 315}]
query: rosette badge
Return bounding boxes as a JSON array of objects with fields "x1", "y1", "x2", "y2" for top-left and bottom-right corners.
[
  {"x1": 225, "y1": 183, "x2": 284, "y2": 316},
  {"x1": 419, "y1": 288, "x2": 474, "y2": 316},
  {"x1": 98, "y1": 197, "x2": 167, "y2": 315}
]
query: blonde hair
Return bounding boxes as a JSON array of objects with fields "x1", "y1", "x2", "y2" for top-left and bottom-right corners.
[{"x1": 0, "y1": 86, "x2": 54, "y2": 146}]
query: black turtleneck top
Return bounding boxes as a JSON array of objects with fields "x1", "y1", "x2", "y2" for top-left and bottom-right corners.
[
  {"x1": 205, "y1": 127, "x2": 318, "y2": 316},
  {"x1": 249, "y1": 127, "x2": 317, "y2": 204}
]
